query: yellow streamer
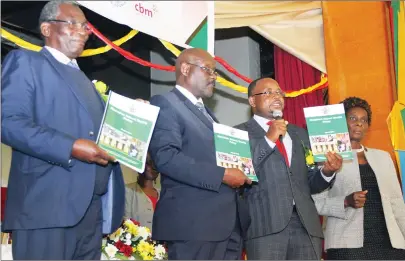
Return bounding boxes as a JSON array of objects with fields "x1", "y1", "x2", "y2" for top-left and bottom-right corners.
[
  {"x1": 285, "y1": 74, "x2": 328, "y2": 98},
  {"x1": 0, "y1": 28, "x2": 139, "y2": 57},
  {"x1": 159, "y1": 39, "x2": 328, "y2": 97},
  {"x1": 1, "y1": 28, "x2": 42, "y2": 51}
]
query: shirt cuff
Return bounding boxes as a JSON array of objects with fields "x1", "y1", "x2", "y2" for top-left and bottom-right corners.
[
  {"x1": 264, "y1": 136, "x2": 276, "y2": 149},
  {"x1": 320, "y1": 168, "x2": 336, "y2": 182}
]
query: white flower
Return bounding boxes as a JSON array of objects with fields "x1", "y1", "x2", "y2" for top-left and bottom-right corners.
[
  {"x1": 104, "y1": 244, "x2": 118, "y2": 258},
  {"x1": 128, "y1": 256, "x2": 135, "y2": 260},
  {"x1": 137, "y1": 226, "x2": 150, "y2": 240},
  {"x1": 154, "y1": 244, "x2": 166, "y2": 259},
  {"x1": 125, "y1": 233, "x2": 132, "y2": 240}
]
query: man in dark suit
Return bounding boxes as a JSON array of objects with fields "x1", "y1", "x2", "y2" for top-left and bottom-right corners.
[
  {"x1": 149, "y1": 48, "x2": 252, "y2": 260},
  {"x1": 235, "y1": 77, "x2": 343, "y2": 260},
  {"x1": 1, "y1": 1, "x2": 127, "y2": 259}
]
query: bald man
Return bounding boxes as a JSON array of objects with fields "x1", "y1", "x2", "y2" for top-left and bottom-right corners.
[{"x1": 149, "y1": 48, "x2": 252, "y2": 260}]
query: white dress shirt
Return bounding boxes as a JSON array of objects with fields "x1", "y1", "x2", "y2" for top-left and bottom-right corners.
[
  {"x1": 253, "y1": 114, "x2": 335, "y2": 182},
  {"x1": 44, "y1": 46, "x2": 80, "y2": 68},
  {"x1": 175, "y1": 84, "x2": 203, "y2": 105}
]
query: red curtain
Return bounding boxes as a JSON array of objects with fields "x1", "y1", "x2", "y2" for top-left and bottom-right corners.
[
  {"x1": 274, "y1": 45, "x2": 325, "y2": 129},
  {"x1": 1, "y1": 187, "x2": 7, "y2": 221}
]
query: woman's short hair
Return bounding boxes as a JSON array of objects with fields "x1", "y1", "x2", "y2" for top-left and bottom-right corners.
[{"x1": 340, "y1": 96, "x2": 372, "y2": 125}]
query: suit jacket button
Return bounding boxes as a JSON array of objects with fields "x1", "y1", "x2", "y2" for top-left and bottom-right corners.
[{"x1": 89, "y1": 131, "x2": 94, "y2": 136}]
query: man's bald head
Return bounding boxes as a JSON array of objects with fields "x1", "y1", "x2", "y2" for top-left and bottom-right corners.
[
  {"x1": 175, "y1": 48, "x2": 214, "y2": 78},
  {"x1": 175, "y1": 48, "x2": 217, "y2": 99}
]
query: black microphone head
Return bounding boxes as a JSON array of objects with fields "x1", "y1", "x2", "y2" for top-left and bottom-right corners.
[{"x1": 272, "y1": 110, "x2": 283, "y2": 120}]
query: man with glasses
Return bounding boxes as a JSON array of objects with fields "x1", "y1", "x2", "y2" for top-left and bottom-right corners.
[
  {"x1": 235, "y1": 77, "x2": 343, "y2": 260},
  {"x1": 149, "y1": 48, "x2": 252, "y2": 259},
  {"x1": 1, "y1": 1, "x2": 126, "y2": 259}
]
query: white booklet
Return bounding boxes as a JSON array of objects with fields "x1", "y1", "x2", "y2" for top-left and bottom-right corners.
[
  {"x1": 303, "y1": 104, "x2": 353, "y2": 162},
  {"x1": 213, "y1": 123, "x2": 258, "y2": 182},
  {"x1": 96, "y1": 91, "x2": 160, "y2": 173}
]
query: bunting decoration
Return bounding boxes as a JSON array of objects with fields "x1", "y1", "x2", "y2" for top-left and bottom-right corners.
[
  {"x1": 387, "y1": 0, "x2": 405, "y2": 194},
  {"x1": 1, "y1": 24, "x2": 328, "y2": 98}
]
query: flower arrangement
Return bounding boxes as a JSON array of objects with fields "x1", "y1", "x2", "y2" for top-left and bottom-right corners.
[
  {"x1": 93, "y1": 80, "x2": 109, "y2": 102},
  {"x1": 102, "y1": 218, "x2": 167, "y2": 260},
  {"x1": 301, "y1": 141, "x2": 315, "y2": 168}
]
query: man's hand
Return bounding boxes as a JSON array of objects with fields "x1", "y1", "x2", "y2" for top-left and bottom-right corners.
[
  {"x1": 265, "y1": 119, "x2": 287, "y2": 143},
  {"x1": 135, "y1": 98, "x2": 150, "y2": 104},
  {"x1": 223, "y1": 168, "x2": 252, "y2": 188},
  {"x1": 345, "y1": 190, "x2": 368, "y2": 208},
  {"x1": 71, "y1": 139, "x2": 115, "y2": 166},
  {"x1": 322, "y1": 151, "x2": 343, "y2": 176}
]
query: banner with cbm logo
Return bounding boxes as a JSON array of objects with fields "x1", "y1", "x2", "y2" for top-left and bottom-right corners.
[{"x1": 78, "y1": 1, "x2": 215, "y2": 54}]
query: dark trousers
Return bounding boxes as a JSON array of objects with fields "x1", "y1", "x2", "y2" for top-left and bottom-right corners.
[
  {"x1": 167, "y1": 216, "x2": 243, "y2": 260},
  {"x1": 245, "y1": 209, "x2": 322, "y2": 260},
  {"x1": 12, "y1": 194, "x2": 103, "y2": 260}
]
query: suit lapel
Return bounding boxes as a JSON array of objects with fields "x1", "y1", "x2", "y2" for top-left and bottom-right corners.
[
  {"x1": 205, "y1": 106, "x2": 219, "y2": 123},
  {"x1": 287, "y1": 125, "x2": 300, "y2": 169},
  {"x1": 246, "y1": 118, "x2": 266, "y2": 140},
  {"x1": 172, "y1": 88, "x2": 215, "y2": 130},
  {"x1": 40, "y1": 48, "x2": 95, "y2": 124}
]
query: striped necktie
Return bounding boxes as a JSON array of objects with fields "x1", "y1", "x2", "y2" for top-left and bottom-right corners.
[{"x1": 195, "y1": 102, "x2": 214, "y2": 123}]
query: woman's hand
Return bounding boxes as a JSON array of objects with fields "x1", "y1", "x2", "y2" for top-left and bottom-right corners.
[{"x1": 345, "y1": 190, "x2": 368, "y2": 208}]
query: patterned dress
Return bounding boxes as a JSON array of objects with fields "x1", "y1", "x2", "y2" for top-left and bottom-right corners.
[{"x1": 327, "y1": 163, "x2": 405, "y2": 260}]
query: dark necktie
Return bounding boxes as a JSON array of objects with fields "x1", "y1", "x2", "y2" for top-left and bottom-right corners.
[
  {"x1": 267, "y1": 121, "x2": 289, "y2": 167},
  {"x1": 196, "y1": 102, "x2": 214, "y2": 123}
]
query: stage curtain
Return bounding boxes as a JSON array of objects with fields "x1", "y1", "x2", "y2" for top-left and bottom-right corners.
[
  {"x1": 274, "y1": 45, "x2": 324, "y2": 128},
  {"x1": 214, "y1": 1, "x2": 326, "y2": 73},
  {"x1": 1, "y1": 187, "x2": 7, "y2": 222}
]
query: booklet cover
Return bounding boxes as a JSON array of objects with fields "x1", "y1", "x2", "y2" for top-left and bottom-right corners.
[
  {"x1": 213, "y1": 123, "x2": 258, "y2": 182},
  {"x1": 303, "y1": 104, "x2": 353, "y2": 162},
  {"x1": 96, "y1": 91, "x2": 160, "y2": 173}
]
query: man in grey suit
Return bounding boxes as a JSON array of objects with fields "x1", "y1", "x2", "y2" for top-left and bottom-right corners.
[
  {"x1": 149, "y1": 48, "x2": 252, "y2": 260},
  {"x1": 235, "y1": 77, "x2": 343, "y2": 260}
]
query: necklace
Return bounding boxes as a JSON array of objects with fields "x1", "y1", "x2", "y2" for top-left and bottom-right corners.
[{"x1": 353, "y1": 145, "x2": 364, "y2": 153}]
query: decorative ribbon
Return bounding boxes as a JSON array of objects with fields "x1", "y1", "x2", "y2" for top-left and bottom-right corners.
[
  {"x1": 159, "y1": 39, "x2": 328, "y2": 97},
  {"x1": 0, "y1": 27, "x2": 138, "y2": 57},
  {"x1": 1, "y1": 25, "x2": 328, "y2": 97}
]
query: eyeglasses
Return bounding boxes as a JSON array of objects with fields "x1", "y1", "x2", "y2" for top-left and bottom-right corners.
[
  {"x1": 46, "y1": 19, "x2": 90, "y2": 32},
  {"x1": 251, "y1": 90, "x2": 285, "y2": 97},
  {"x1": 187, "y1": 63, "x2": 218, "y2": 76}
]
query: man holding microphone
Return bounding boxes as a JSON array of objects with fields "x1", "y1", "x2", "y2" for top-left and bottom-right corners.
[{"x1": 235, "y1": 77, "x2": 343, "y2": 260}]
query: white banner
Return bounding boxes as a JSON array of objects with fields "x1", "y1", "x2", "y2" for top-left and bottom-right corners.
[{"x1": 78, "y1": 1, "x2": 215, "y2": 54}]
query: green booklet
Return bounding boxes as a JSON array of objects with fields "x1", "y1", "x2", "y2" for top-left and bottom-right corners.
[
  {"x1": 213, "y1": 123, "x2": 258, "y2": 182},
  {"x1": 96, "y1": 91, "x2": 160, "y2": 173},
  {"x1": 303, "y1": 104, "x2": 353, "y2": 162}
]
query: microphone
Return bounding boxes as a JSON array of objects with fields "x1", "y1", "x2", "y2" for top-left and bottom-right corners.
[
  {"x1": 272, "y1": 110, "x2": 284, "y2": 140},
  {"x1": 272, "y1": 110, "x2": 283, "y2": 120}
]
